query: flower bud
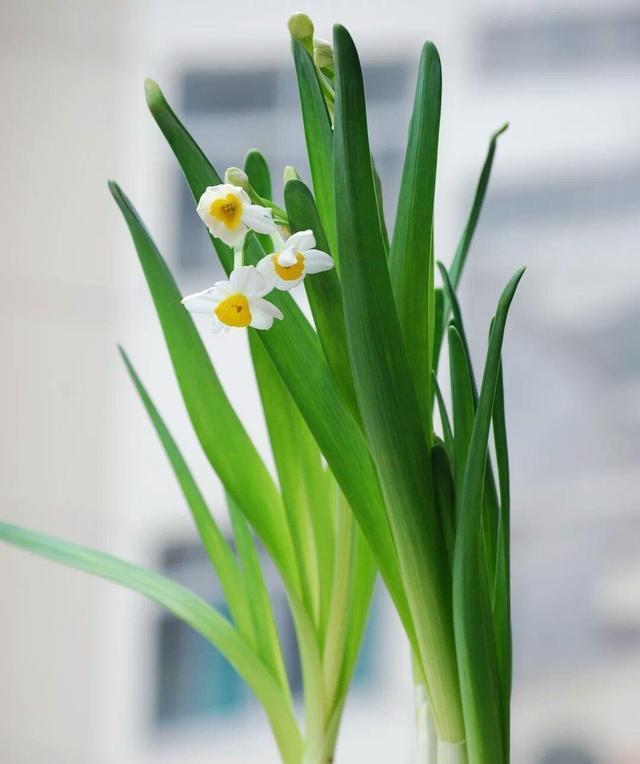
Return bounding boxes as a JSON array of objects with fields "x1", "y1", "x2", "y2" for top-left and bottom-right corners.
[
  {"x1": 224, "y1": 167, "x2": 249, "y2": 190},
  {"x1": 313, "y1": 38, "x2": 334, "y2": 70},
  {"x1": 287, "y1": 13, "x2": 314, "y2": 43},
  {"x1": 283, "y1": 165, "x2": 301, "y2": 185}
]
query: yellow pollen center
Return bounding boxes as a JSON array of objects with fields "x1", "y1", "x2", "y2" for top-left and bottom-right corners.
[
  {"x1": 214, "y1": 293, "x2": 252, "y2": 327},
  {"x1": 210, "y1": 193, "x2": 243, "y2": 231},
  {"x1": 274, "y1": 252, "x2": 305, "y2": 281}
]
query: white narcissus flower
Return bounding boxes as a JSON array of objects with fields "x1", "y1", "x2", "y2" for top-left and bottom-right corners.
[
  {"x1": 197, "y1": 184, "x2": 276, "y2": 247},
  {"x1": 181, "y1": 266, "x2": 283, "y2": 333},
  {"x1": 257, "y1": 230, "x2": 334, "y2": 291}
]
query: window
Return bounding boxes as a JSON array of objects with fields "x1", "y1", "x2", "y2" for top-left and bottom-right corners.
[{"x1": 478, "y1": 10, "x2": 640, "y2": 76}]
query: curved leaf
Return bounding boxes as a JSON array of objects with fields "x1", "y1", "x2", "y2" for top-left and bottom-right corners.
[
  {"x1": 453, "y1": 267, "x2": 524, "y2": 764},
  {"x1": 119, "y1": 347, "x2": 254, "y2": 642},
  {"x1": 0, "y1": 520, "x2": 302, "y2": 764},
  {"x1": 333, "y1": 23, "x2": 462, "y2": 742},
  {"x1": 109, "y1": 182, "x2": 296, "y2": 586},
  {"x1": 389, "y1": 42, "x2": 442, "y2": 433},
  {"x1": 291, "y1": 40, "x2": 337, "y2": 257}
]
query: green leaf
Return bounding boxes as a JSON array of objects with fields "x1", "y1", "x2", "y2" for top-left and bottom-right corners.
[
  {"x1": 226, "y1": 493, "x2": 291, "y2": 699},
  {"x1": 333, "y1": 23, "x2": 462, "y2": 742},
  {"x1": 441, "y1": 264, "x2": 501, "y2": 592},
  {"x1": 433, "y1": 373, "x2": 454, "y2": 459},
  {"x1": 448, "y1": 324, "x2": 475, "y2": 525},
  {"x1": 491, "y1": 358, "x2": 512, "y2": 740},
  {"x1": 108, "y1": 181, "x2": 296, "y2": 587},
  {"x1": 389, "y1": 42, "x2": 441, "y2": 433},
  {"x1": 431, "y1": 441, "x2": 455, "y2": 566},
  {"x1": 283, "y1": 179, "x2": 358, "y2": 418},
  {"x1": 144, "y1": 79, "x2": 234, "y2": 273},
  {"x1": 244, "y1": 149, "x2": 274, "y2": 253},
  {"x1": 453, "y1": 267, "x2": 524, "y2": 764},
  {"x1": 291, "y1": 40, "x2": 337, "y2": 257},
  {"x1": 450, "y1": 124, "x2": 509, "y2": 289},
  {"x1": 119, "y1": 347, "x2": 255, "y2": 643},
  {"x1": 248, "y1": 331, "x2": 328, "y2": 627},
  {"x1": 0, "y1": 520, "x2": 303, "y2": 764},
  {"x1": 438, "y1": 262, "x2": 477, "y2": 399}
]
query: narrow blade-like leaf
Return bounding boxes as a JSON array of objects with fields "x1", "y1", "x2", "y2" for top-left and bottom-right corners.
[
  {"x1": 109, "y1": 182, "x2": 296, "y2": 585},
  {"x1": 389, "y1": 42, "x2": 441, "y2": 433},
  {"x1": 283, "y1": 179, "x2": 358, "y2": 417},
  {"x1": 119, "y1": 347, "x2": 254, "y2": 643},
  {"x1": 0, "y1": 521, "x2": 302, "y2": 764},
  {"x1": 450, "y1": 124, "x2": 509, "y2": 289},
  {"x1": 453, "y1": 267, "x2": 524, "y2": 764},
  {"x1": 333, "y1": 23, "x2": 462, "y2": 742},
  {"x1": 492, "y1": 358, "x2": 512, "y2": 738},
  {"x1": 291, "y1": 40, "x2": 337, "y2": 257},
  {"x1": 227, "y1": 493, "x2": 291, "y2": 699}
]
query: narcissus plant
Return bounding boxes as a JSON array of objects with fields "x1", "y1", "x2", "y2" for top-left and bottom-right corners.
[{"x1": 0, "y1": 12, "x2": 523, "y2": 764}]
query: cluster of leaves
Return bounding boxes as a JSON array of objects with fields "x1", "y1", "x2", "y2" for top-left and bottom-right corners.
[{"x1": 0, "y1": 21, "x2": 522, "y2": 764}]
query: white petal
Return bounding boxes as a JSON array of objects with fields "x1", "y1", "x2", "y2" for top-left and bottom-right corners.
[
  {"x1": 249, "y1": 297, "x2": 284, "y2": 329},
  {"x1": 275, "y1": 274, "x2": 304, "y2": 291},
  {"x1": 256, "y1": 255, "x2": 278, "y2": 294},
  {"x1": 242, "y1": 204, "x2": 277, "y2": 235},
  {"x1": 181, "y1": 288, "x2": 218, "y2": 314},
  {"x1": 229, "y1": 265, "x2": 265, "y2": 296},
  {"x1": 303, "y1": 249, "x2": 334, "y2": 274},
  {"x1": 286, "y1": 229, "x2": 315, "y2": 252},
  {"x1": 209, "y1": 221, "x2": 247, "y2": 248},
  {"x1": 212, "y1": 279, "x2": 233, "y2": 296}
]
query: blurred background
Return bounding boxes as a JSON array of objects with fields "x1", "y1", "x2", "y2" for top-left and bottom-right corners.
[{"x1": 1, "y1": 0, "x2": 639, "y2": 762}]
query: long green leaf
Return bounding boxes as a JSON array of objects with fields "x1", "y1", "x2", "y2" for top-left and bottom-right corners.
[
  {"x1": 0, "y1": 520, "x2": 303, "y2": 764},
  {"x1": 244, "y1": 149, "x2": 274, "y2": 253},
  {"x1": 283, "y1": 179, "x2": 358, "y2": 417},
  {"x1": 492, "y1": 358, "x2": 511, "y2": 742},
  {"x1": 333, "y1": 23, "x2": 462, "y2": 742},
  {"x1": 431, "y1": 442, "x2": 455, "y2": 565},
  {"x1": 119, "y1": 347, "x2": 255, "y2": 643},
  {"x1": 448, "y1": 325, "x2": 475, "y2": 527},
  {"x1": 226, "y1": 493, "x2": 291, "y2": 698},
  {"x1": 433, "y1": 373, "x2": 454, "y2": 459},
  {"x1": 453, "y1": 267, "x2": 524, "y2": 764},
  {"x1": 108, "y1": 182, "x2": 296, "y2": 588},
  {"x1": 389, "y1": 42, "x2": 441, "y2": 433},
  {"x1": 291, "y1": 40, "x2": 337, "y2": 257},
  {"x1": 450, "y1": 124, "x2": 509, "y2": 289},
  {"x1": 144, "y1": 79, "x2": 234, "y2": 273},
  {"x1": 433, "y1": 125, "x2": 509, "y2": 376},
  {"x1": 248, "y1": 331, "x2": 328, "y2": 627}
]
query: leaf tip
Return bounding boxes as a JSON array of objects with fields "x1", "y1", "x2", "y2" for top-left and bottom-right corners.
[
  {"x1": 107, "y1": 179, "x2": 122, "y2": 200},
  {"x1": 493, "y1": 122, "x2": 510, "y2": 141},
  {"x1": 144, "y1": 78, "x2": 164, "y2": 111}
]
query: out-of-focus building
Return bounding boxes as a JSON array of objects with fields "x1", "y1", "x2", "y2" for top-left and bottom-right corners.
[{"x1": 1, "y1": 1, "x2": 639, "y2": 763}]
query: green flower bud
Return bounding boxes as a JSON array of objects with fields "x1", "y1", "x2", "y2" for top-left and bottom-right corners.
[
  {"x1": 287, "y1": 13, "x2": 314, "y2": 42},
  {"x1": 313, "y1": 37, "x2": 334, "y2": 70},
  {"x1": 224, "y1": 167, "x2": 249, "y2": 190}
]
